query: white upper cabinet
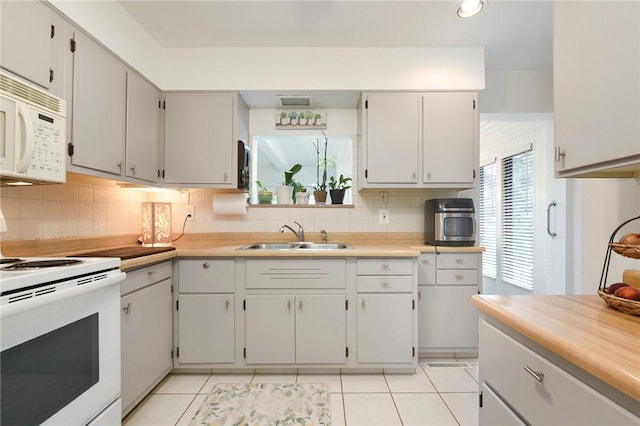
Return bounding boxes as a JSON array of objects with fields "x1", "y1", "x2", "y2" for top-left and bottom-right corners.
[
  {"x1": 422, "y1": 92, "x2": 476, "y2": 185},
  {"x1": 126, "y1": 72, "x2": 161, "y2": 183},
  {"x1": 163, "y1": 92, "x2": 249, "y2": 187},
  {"x1": 0, "y1": 1, "x2": 52, "y2": 89},
  {"x1": 71, "y1": 31, "x2": 127, "y2": 176},
  {"x1": 553, "y1": 1, "x2": 640, "y2": 177},
  {"x1": 361, "y1": 93, "x2": 421, "y2": 184},
  {"x1": 360, "y1": 91, "x2": 478, "y2": 189}
]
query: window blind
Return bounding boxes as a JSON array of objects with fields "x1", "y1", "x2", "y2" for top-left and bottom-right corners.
[
  {"x1": 501, "y1": 149, "x2": 534, "y2": 290},
  {"x1": 479, "y1": 162, "x2": 497, "y2": 279}
]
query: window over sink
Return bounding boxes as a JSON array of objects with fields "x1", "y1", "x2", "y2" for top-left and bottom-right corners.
[{"x1": 251, "y1": 134, "x2": 353, "y2": 205}]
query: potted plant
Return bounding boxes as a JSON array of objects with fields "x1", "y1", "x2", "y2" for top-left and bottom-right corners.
[
  {"x1": 295, "y1": 186, "x2": 310, "y2": 204},
  {"x1": 256, "y1": 180, "x2": 273, "y2": 204},
  {"x1": 314, "y1": 113, "x2": 322, "y2": 125},
  {"x1": 288, "y1": 111, "x2": 298, "y2": 125},
  {"x1": 278, "y1": 111, "x2": 287, "y2": 125},
  {"x1": 276, "y1": 163, "x2": 302, "y2": 204},
  {"x1": 298, "y1": 112, "x2": 305, "y2": 125},
  {"x1": 328, "y1": 174, "x2": 352, "y2": 204},
  {"x1": 305, "y1": 111, "x2": 313, "y2": 125},
  {"x1": 313, "y1": 131, "x2": 329, "y2": 204}
]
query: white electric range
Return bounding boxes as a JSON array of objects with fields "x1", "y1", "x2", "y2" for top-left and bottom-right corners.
[{"x1": 0, "y1": 256, "x2": 126, "y2": 425}]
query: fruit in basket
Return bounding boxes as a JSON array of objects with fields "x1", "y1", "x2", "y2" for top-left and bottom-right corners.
[
  {"x1": 613, "y1": 286, "x2": 640, "y2": 301},
  {"x1": 619, "y1": 233, "x2": 640, "y2": 245},
  {"x1": 607, "y1": 282, "x2": 629, "y2": 294}
]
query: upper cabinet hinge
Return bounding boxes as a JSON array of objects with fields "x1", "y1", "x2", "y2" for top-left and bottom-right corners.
[
  {"x1": 176, "y1": 300, "x2": 179, "y2": 311},
  {"x1": 163, "y1": 100, "x2": 166, "y2": 110},
  {"x1": 70, "y1": 38, "x2": 76, "y2": 53},
  {"x1": 170, "y1": 350, "x2": 174, "y2": 359},
  {"x1": 479, "y1": 392, "x2": 483, "y2": 408},
  {"x1": 243, "y1": 347, "x2": 247, "y2": 358},
  {"x1": 365, "y1": 169, "x2": 368, "y2": 179},
  {"x1": 49, "y1": 69, "x2": 54, "y2": 83},
  {"x1": 412, "y1": 299, "x2": 415, "y2": 310},
  {"x1": 50, "y1": 25, "x2": 55, "y2": 39},
  {"x1": 346, "y1": 347, "x2": 349, "y2": 357},
  {"x1": 177, "y1": 347, "x2": 180, "y2": 358},
  {"x1": 67, "y1": 143, "x2": 74, "y2": 157},
  {"x1": 473, "y1": 169, "x2": 476, "y2": 179},
  {"x1": 473, "y1": 99, "x2": 476, "y2": 109},
  {"x1": 170, "y1": 284, "x2": 174, "y2": 293},
  {"x1": 412, "y1": 346, "x2": 415, "y2": 357},
  {"x1": 243, "y1": 299, "x2": 246, "y2": 310},
  {"x1": 365, "y1": 99, "x2": 368, "y2": 109},
  {"x1": 345, "y1": 299, "x2": 348, "y2": 310}
]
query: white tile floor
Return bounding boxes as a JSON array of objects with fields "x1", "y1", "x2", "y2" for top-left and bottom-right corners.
[{"x1": 123, "y1": 357, "x2": 479, "y2": 426}]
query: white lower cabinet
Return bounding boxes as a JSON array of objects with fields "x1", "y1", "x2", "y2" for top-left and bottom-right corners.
[
  {"x1": 480, "y1": 320, "x2": 639, "y2": 425},
  {"x1": 356, "y1": 293, "x2": 413, "y2": 363},
  {"x1": 245, "y1": 294, "x2": 346, "y2": 364},
  {"x1": 121, "y1": 262, "x2": 173, "y2": 417},
  {"x1": 178, "y1": 294, "x2": 234, "y2": 364},
  {"x1": 175, "y1": 259, "x2": 235, "y2": 366},
  {"x1": 418, "y1": 252, "x2": 480, "y2": 354}
]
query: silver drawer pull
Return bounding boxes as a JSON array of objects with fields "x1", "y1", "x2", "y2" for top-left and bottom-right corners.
[
  {"x1": 361, "y1": 300, "x2": 366, "y2": 308},
  {"x1": 381, "y1": 263, "x2": 390, "y2": 270},
  {"x1": 202, "y1": 262, "x2": 210, "y2": 269},
  {"x1": 455, "y1": 258, "x2": 464, "y2": 264},
  {"x1": 455, "y1": 274, "x2": 464, "y2": 280},
  {"x1": 380, "y1": 281, "x2": 390, "y2": 287},
  {"x1": 524, "y1": 365, "x2": 544, "y2": 383},
  {"x1": 299, "y1": 300, "x2": 303, "y2": 310},
  {"x1": 225, "y1": 299, "x2": 230, "y2": 310},
  {"x1": 147, "y1": 270, "x2": 157, "y2": 276},
  {"x1": 123, "y1": 303, "x2": 131, "y2": 315},
  {"x1": 287, "y1": 300, "x2": 291, "y2": 310}
]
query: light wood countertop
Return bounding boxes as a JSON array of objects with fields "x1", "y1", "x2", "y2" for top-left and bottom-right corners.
[{"x1": 472, "y1": 294, "x2": 640, "y2": 403}]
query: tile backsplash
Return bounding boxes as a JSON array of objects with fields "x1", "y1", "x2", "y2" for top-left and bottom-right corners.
[{"x1": 0, "y1": 173, "x2": 459, "y2": 242}]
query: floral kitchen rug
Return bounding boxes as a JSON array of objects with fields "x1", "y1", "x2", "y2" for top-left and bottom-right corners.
[{"x1": 188, "y1": 382, "x2": 331, "y2": 426}]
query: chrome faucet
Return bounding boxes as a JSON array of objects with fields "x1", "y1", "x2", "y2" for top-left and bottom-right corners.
[
  {"x1": 320, "y1": 229, "x2": 327, "y2": 244},
  {"x1": 279, "y1": 221, "x2": 305, "y2": 242}
]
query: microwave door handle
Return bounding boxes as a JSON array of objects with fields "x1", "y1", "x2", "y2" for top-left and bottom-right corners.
[{"x1": 15, "y1": 103, "x2": 34, "y2": 173}]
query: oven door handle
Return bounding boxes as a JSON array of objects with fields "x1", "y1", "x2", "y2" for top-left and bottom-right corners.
[{"x1": 0, "y1": 271, "x2": 126, "y2": 319}]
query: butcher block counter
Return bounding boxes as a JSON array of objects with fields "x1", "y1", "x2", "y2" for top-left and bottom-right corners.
[{"x1": 472, "y1": 294, "x2": 640, "y2": 421}]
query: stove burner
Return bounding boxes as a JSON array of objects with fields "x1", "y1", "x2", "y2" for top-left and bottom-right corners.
[
  {"x1": 0, "y1": 258, "x2": 23, "y2": 265},
  {"x1": 3, "y1": 259, "x2": 84, "y2": 270}
]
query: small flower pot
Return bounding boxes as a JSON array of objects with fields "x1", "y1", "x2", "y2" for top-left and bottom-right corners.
[
  {"x1": 276, "y1": 185, "x2": 293, "y2": 205},
  {"x1": 314, "y1": 190, "x2": 327, "y2": 204},
  {"x1": 296, "y1": 192, "x2": 310, "y2": 205},
  {"x1": 330, "y1": 189, "x2": 346, "y2": 204},
  {"x1": 257, "y1": 191, "x2": 273, "y2": 204}
]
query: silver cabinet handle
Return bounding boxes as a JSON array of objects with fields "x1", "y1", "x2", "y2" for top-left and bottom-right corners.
[
  {"x1": 147, "y1": 270, "x2": 157, "y2": 276},
  {"x1": 418, "y1": 290, "x2": 421, "y2": 300},
  {"x1": 117, "y1": 161, "x2": 123, "y2": 170},
  {"x1": 380, "y1": 280, "x2": 390, "y2": 287},
  {"x1": 381, "y1": 263, "x2": 390, "y2": 270},
  {"x1": 287, "y1": 300, "x2": 291, "y2": 311},
  {"x1": 202, "y1": 262, "x2": 210, "y2": 269},
  {"x1": 547, "y1": 201, "x2": 557, "y2": 238},
  {"x1": 225, "y1": 299, "x2": 230, "y2": 310},
  {"x1": 455, "y1": 274, "x2": 464, "y2": 280},
  {"x1": 554, "y1": 146, "x2": 566, "y2": 163},
  {"x1": 123, "y1": 302, "x2": 131, "y2": 315},
  {"x1": 455, "y1": 258, "x2": 464, "y2": 264},
  {"x1": 299, "y1": 300, "x2": 303, "y2": 310},
  {"x1": 524, "y1": 365, "x2": 544, "y2": 383},
  {"x1": 130, "y1": 164, "x2": 136, "y2": 174}
]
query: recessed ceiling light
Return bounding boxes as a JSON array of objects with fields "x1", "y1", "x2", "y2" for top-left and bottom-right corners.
[{"x1": 457, "y1": 0, "x2": 485, "y2": 18}]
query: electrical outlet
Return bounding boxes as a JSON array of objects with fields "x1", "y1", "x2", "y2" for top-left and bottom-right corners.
[
  {"x1": 379, "y1": 209, "x2": 389, "y2": 224},
  {"x1": 379, "y1": 191, "x2": 388, "y2": 203},
  {"x1": 185, "y1": 205, "x2": 195, "y2": 221}
]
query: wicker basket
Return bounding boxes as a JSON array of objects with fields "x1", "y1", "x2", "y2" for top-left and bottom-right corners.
[
  {"x1": 610, "y1": 243, "x2": 640, "y2": 259},
  {"x1": 598, "y1": 215, "x2": 640, "y2": 315},
  {"x1": 598, "y1": 290, "x2": 640, "y2": 316}
]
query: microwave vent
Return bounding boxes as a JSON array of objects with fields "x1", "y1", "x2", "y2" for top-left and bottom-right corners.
[
  {"x1": 278, "y1": 95, "x2": 313, "y2": 107},
  {"x1": 0, "y1": 72, "x2": 64, "y2": 115}
]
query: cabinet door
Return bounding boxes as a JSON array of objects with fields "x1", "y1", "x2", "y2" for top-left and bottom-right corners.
[
  {"x1": 71, "y1": 31, "x2": 126, "y2": 175},
  {"x1": 121, "y1": 279, "x2": 172, "y2": 413},
  {"x1": 126, "y1": 72, "x2": 160, "y2": 183},
  {"x1": 295, "y1": 295, "x2": 346, "y2": 364},
  {"x1": 357, "y1": 294, "x2": 413, "y2": 363},
  {"x1": 164, "y1": 93, "x2": 234, "y2": 185},
  {"x1": 554, "y1": 2, "x2": 640, "y2": 175},
  {"x1": 364, "y1": 93, "x2": 420, "y2": 184},
  {"x1": 422, "y1": 92, "x2": 476, "y2": 184},
  {"x1": 0, "y1": 0, "x2": 52, "y2": 88},
  {"x1": 177, "y1": 294, "x2": 235, "y2": 364},
  {"x1": 245, "y1": 295, "x2": 295, "y2": 364},
  {"x1": 418, "y1": 285, "x2": 478, "y2": 350}
]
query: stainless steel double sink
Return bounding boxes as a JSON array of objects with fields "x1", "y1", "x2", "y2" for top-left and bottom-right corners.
[{"x1": 237, "y1": 242, "x2": 353, "y2": 251}]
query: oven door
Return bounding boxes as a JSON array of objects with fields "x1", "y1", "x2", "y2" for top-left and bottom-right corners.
[{"x1": 1, "y1": 276, "x2": 122, "y2": 426}]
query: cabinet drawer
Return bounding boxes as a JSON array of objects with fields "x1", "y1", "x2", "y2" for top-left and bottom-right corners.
[
  {"x1": 480, "y1": 321, "x2": 638, "y2": 425},
  {"x1": 436, "y1": 269, "x2": 478, "y2": 285},
  {"x1": 357, "y1": 258, "x2": 413, "y2": 275},
  {"x1": 437, "y1": 253, "x2": 479, "y2": 270},
  {"x1": 357, "y1": 276, "x2": 413, "y2": 293},
  {"x1": 121, "y1": 261, "x2": 172, "y2": 296},
  {"x1": 179, "y1": 259, "x2": 235, "y2": 293},
  {"x1": 418, "y1": 254, "x2": 436, "y2": 284},
  {"x1": 246, "y1": 259, "x2": 346, "y2": 289}
]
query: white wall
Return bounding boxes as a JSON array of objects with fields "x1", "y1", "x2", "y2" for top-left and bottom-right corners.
[{"x1": 480, "y1": 70, "x2": 553, "y2": 114}]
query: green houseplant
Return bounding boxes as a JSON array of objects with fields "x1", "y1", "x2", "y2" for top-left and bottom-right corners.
[
  {"x1": 313, "y1": 132, "x2": 329, "y2": 204},
  {"x1": 328, "y1": 174, "x2": 352, "y2": 204},
  {"x1": 256, "y1": 180, "x2": 273, "y2": 204},
  {"x1": 277, "y1": 163, "x2": 302, "y2": 204},
  {"x1": 278, "y1": 111, "x2": 287, "y2": 125}
]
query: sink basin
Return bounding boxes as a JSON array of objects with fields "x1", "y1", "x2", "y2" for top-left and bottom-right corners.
[{"x1": 237, "y1": 242, "x2": 353, "y2": 250}]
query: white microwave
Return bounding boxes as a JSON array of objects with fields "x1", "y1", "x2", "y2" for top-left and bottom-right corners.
[{"x1": 0, "y1": 70, "x2": 66, "y2": 185}]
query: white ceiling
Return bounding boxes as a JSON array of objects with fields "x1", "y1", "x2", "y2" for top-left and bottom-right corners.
[{"x1": 119, "y1": 0, "x2": 553, "y2": 108}]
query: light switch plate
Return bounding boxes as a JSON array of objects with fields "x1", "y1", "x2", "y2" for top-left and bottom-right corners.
[{"x1": 379, "y1": 209, "x2": 389, "y2": 224}]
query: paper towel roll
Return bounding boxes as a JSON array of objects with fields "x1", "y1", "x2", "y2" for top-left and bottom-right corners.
[{"x1": 212, "y1": 194, "x2": 248, "y2": 215}]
